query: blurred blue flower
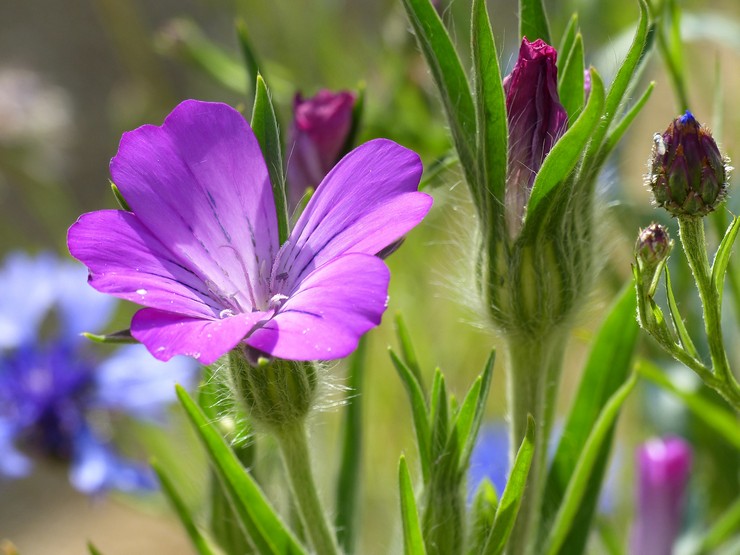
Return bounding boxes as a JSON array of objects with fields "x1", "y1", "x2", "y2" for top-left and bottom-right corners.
[
  {"x1": 0, "y1": 252, "x2": 196, "y2": 495},
  {"x1": 468, "y1": 423, "x2": 509, "y2": 498}
]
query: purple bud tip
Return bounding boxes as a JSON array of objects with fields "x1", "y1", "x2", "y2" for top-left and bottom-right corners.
[
  {"x1": 648, "y1": 112, "x2": 729, "y2": 217},
  {"x1": 635, "y1": 223, "x2": 672, "y2": 266}
]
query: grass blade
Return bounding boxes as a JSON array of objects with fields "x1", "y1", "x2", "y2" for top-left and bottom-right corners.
[{"x1": 399, "y1": 456, "x2": 428, "y2": 555}]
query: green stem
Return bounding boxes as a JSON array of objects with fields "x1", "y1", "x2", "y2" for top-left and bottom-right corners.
[
  {"x1": 506, "y1": 332, "x2": 567, "y2": 555},
  {"x1": 678, "y1": 217, "x2": 740, "y2": 408},
  {"x1": 274, "y1": 422, "x2": 340, "y2": 555}
]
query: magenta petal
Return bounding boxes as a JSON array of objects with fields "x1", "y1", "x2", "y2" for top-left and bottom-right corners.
[
  {"x1": 69, "y1": 210, "x2": 219, "y2": 318},
  {"x1": 131, "y1": 308, "x2": 270, "y2": 364},
  {"x1": 275, "y1": 139, "x2": 431, "y2": 289},
  {"x1": 246, "y1": 254, "x2": 390, "y2": 360},
  {"x1": 110, "y1": 100, "x2": 278, "y2": 312}
]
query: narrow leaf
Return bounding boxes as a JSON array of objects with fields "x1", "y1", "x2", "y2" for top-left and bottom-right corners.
[
  {"x1": 235, "y1": 19, "x2": 262, "y2": 99},
  {"x1": 557, "y1": 14, "x2": 579, "y2": 69},
  {"x1": 176, "y1": 386, "x2": 306, "y2": 555},
  {"x1": 544, "y1": 374, "x2": 638, "y2": 555},
  {"x1": 87, "y1": 543, "x2": 104, "y2": 555},
  {"x1": 335, "y1": 336, "x2": 367, "y2": 554},
  {"x1": 395, "y1": 312, "x2": 425, "y2": 392},
  {"x1": 542, "y1": 286, "x2": 640, "y2": 553},
  {"x1": 602, "y1": 81, "x2": 655, "y2": 160},
  {"x1": 527, "y1": 67, "x2": 604, "y2": 216},
  {"x1": 251, "y1": 74, "x2": 289, "y2": 245},
  {"x1": 558, "y1": 34, "x2": 585, "y2": 121},
  {"x1": 665, "y1": 268, "x2": 700, "y2": 360},
  {"x1": 152, "y1": 460, "x2": 220, "y2": 555},
  {"x1": 482, "y1": 415, "x2": 536, "y2": 555},
  {"x1": 699, "y1": 496, "x2": 740, "y2": 553},
  {"x1": 399, "y1": 456, "x2": 428, "y2": 555},
  {"x1": 637, "y1": 360, "x2": 740, "y2": 449},
  {"x1": 519, "y1": 0, "x2": 551, "y2": 44},
  {"x1": 467, "y1": 479, "x2": 499, "y2": 555},
  {"x1": 430, "y1": 372, "x2": 449, "y2": 463},
  {"x1": 471, "y1": 0, "x2": 508, "y2": 215},
  {"x1": 712, "y1": 215, "x2": 740, "y2": 305},
  {"x1": 459, "y1": 350, "x2": 496, "y2": 469},
  {"x1": 390, "y1": 349, "x2": 432, "y2": 482},
  {"x1": 82, "y1": 329, "x2": 136, "y2": 344},
  {"x1": 400, "y1": 0, "x2": 477, "y2": 188}
]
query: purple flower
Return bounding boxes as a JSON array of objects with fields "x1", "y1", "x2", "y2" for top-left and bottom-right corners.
[
  {"x1": 0, "y1": 253, "x2": 195, "y2": 494},
  {"x1": 286, "y1": 90, "x2": 357, "y2": 210},
  {"x1": 631, "y1": 436, "x2": 692, "y2": 555},
  {"x1": 503, "y1": 38, "x2": 568, "y2": 235},
  {"x1": 68, "y1": 100, "x2": 431, "y2": 365}
]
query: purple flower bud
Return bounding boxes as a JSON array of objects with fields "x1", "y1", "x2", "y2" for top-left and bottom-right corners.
[
  {"x1": 286, "y1": 89, "x2": 356, "y2": 211},
  {"x1": 503, "y1": 38, "x2": 568, "y2": 235},
  {"x1": 631, "y1": 436, "x2": 692, "y2": 555},
  {"x1": 635, "y1": 223, "x2": 672, "y2": 268},
  {"x1": 648, "y1": 111, "x2": 730, "y2": 218}
]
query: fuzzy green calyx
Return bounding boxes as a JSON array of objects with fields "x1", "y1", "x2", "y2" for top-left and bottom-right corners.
[
  {"x1": 648, "y1": 111, "x2": 730, "y2": 218},
  {"x1": 228, "y1": 347, "x2": 318, "y2": 430}
]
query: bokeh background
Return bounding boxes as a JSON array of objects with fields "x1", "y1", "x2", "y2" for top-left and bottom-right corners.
[{"x1": 2, "y1": 0, "x2": 740, "y2": 553}]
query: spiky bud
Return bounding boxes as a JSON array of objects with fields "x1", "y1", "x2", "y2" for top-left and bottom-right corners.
[
  {"x1": 648, "y1": 111, "x2": 730, "y2": 217},
  {"x1": 635, "y1": 223, "x2": 672, "y2": 269}
]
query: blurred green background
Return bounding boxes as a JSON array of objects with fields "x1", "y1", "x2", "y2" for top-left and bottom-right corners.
[{"x1": 2, "y1": 0, "x2": 740, "y2": 553}]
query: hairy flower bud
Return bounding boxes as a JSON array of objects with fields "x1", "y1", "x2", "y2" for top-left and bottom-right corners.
[
  {"x1": 286, "y1": 89, "x2": 356, "y2": 211},
  {"x1": 648, "y1": 111, "x2": 730, "y2": 217},
  {"x1": 503, "y1": 38, "x2": 568, "y2": 236},
  {"x1": 635, "y1": 223, "x2": 672, "y2": 268}
]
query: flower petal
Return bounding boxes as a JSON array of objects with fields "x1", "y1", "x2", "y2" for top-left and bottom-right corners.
[
  {"x1": 69, "y1": 210, "x2": 220, "y2": 318},
  {"x1": 275, "y1": 139, "x2": 431, "y2": 291},
  {"x1": 247, "y1": 253, "x2": 389, "y2": 360},
  {"x1": 110, "y1": 100, "x2": 279, "y2": 312},
  {"x1": 131, "y1": 308, "x2": 270, "y2": 364}
]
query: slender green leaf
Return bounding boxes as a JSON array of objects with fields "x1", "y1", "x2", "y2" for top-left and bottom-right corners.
[
  {"x1": 335, "y1": 336, "x2": 367, "y2": 554},
  {"x1": 527, "y1": 68, "x2": 604, "y2": 216},
  {"x1": 395, "y1": 313, "x2": 425, "y2": 392},
  {"x1": 519, "y1": 0, "x2": 551, "y2": 44},
  {"x1": 471, "y1": 0, "x2": 508, "y2": 214},
  {"x1": 542, "y1": 286, "x2": 640, "y2": 553},
  {"x1": 602, "y1": 81, "x2": 655, "y2": 158},
  {"x1": 87, "y1": 543, "x2": 104, "y2": 555},
  {"x1": 235, "y1": 19, "x2": 262, "y2": 98},
  {"x1": 637, "y1": 360, "x2": 740, "y2": 449},
  {"x1": 467, "y1": 479, "x2": 499, "y2": 555},
  {"x1": 399, "y1": 456, "x2": 428, "y2": 555},
  {"x1": 482, "y1": 415, "x2": 536, "y2": 555},
  {"x1": 152, "y1": 460, "x2": 220, "y2": 555},
  {"x1": 251, "y1": 75, "x2": 288, "y2": 245},
  {"x1": 430, "y1": 372, "x2": 449, "y2": 463},
  {"x1": 459, "y1": 351, "x2": 496, "y2": 469},
  {"x1": 544, "y1": 373, "x2": 638, "y2": 555},
  {"x1": 712, "y1": 215, "x2": 740, "y2": 305},
  {"x1": 400, "y1": 0, "x2": 477, "y2": 188},
  {"x1": 390, "y1": 349, "x2": 432, "y2": 482},
  {"x1": 557, "y1": 14, "x2": 579, "y2": 69},
  {"x1": 699, "y1": 496, "x2": 740, "y2": 553},
  {"x1": 82, "y1": 329, "x2": 136, "y2": 344},
  {"x1": 176, "y1": 386, "x2": 306, "y2": 555},
  {"x1": 558, "y1": 34, "x2": 585, "y2": 121},
  {"x1": 665, "y1": 268, "x2": 700, "y2": 360}
]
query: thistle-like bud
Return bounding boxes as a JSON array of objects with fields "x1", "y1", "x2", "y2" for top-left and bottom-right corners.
[
  {"x1": 648, "y1": 111, "x2": 730, "y2": 217},
  {"x1": 635, "y1": 223, "x2": 672, "y2": 269},
  {"x1": 227, "y1": 347, "x2": 319, "y2": 430}
]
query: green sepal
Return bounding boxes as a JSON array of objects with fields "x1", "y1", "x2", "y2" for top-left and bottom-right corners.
[
  {"x1": 543, "y1": 373, "x2": 638, "y2": 555},
  {"x1": 557, "y1": 14, "x2": 579, "y2": 67},
  {"x1": 526, "y1": 67, "x2": 604, "y2": 218},
  {"x1": 518, "y1": 0, "x2": 551, "y2": 44},
  {"x1": 251, "y1": 75, "x2": 289, "y2": 245},
  {"x1": 637, "y1": 360, "x2": 740, "y2": 450},
  {"x1": 335, "y1": 336, "x2": 367, "y2": 554},
  {"x1": 466, "y1": 479, "x2": 499, "y2": 555},
  {"x1": 558, "y1": 34, "x2": 585, "y2": 122},
  {"x1": 110, "y1": 182, "x2": 131, "y2": 211},
  {"x1": 152, "y1": 460, "x2": 221, "y2": 555},
  {"x1": 82, "y1": 329, "x2": 137, "y2": 344},
  {"x1": 481, "y1": 415, "x2": 536, "y2": 555},
  {"x1": 711, "y1": 215, "x2": 740, "y2": 306},
  {"x1": 399, "y1": 456, "x2": 428, "y2": 555},
  {"x1": 390, "y1": 348, "x2": 432, "y2": 482},
  {"x1": 665, "y1": 268, "x2": 701, "y2": 360},
  {"x1": 541, "y1": 285, "x2": 640, "y2": 554},
  {"x1": 235, "y1": 19, "x2": 262, "y2": 100},
  {"x1": 175, "y1": 385, "x2": 306, "y2": 555},
  {"x1": 471, "y1": 0, "x2": 507, "y2": 222},
  {"x1": 400, "y1": 0, "x2": 477, "y2": 191}
]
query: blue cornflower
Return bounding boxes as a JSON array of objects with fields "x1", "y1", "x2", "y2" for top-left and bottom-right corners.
[
  {"x1": 0, "y1": 253, "x2": 196, "y2": 495},
  {"x1": 468, "y1": 423, "x2": 509, "y2": 499}
]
